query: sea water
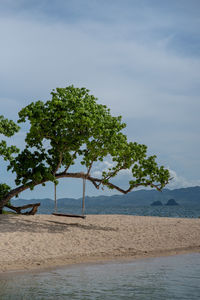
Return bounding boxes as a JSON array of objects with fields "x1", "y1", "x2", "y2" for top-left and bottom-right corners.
[
  {"x1": 38, "y1": 205, "x2": 200, "y2": 219},
  {"x1": 0, "y1": 253, "x2": 200, "y2": 300}
]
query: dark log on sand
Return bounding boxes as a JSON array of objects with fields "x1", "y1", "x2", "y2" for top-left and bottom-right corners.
[{"x1": 5, "y1": 203, "x2": 40, "y2": 215}]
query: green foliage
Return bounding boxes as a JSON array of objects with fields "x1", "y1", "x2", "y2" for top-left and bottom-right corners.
[
  {"x1": 0, "y1": 117, "x2": 19, "y2": 208},
  {"x1": 0, "y1": 116, "x2": 20, "y2": 161},
  {"x1": 0, "y1": 115, "x2": 20, "y2": 137},
  {"x1": 3, "y1": 85, "x2": 169, "y2": 194},
  {"x1": 12, "y1": 86, "x2": 127, "y2": 185},
  {"x1": 0, "y1": 183, "x2": 11, "y2": 200},
  {"x1": 0, "y1": 140, "x2": 19, "y2": 161}
]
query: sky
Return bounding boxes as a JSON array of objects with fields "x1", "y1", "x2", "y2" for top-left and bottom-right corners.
[{"x1": 0, "y1": 0, "x2": 200, "y2": 200}]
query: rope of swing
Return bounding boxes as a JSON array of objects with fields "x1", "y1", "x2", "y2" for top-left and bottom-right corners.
[
  {"x1": 54, "y1": 178, "x2": 86, "y2": 216},
  {"x1": 54, "y1": 182, "x2": 57, "y2": 213}
]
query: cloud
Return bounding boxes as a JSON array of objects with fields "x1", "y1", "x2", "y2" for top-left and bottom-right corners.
[
  {"x1": 168, "y1": 169, "x2": 200, "y2": 189},
  {"x1": 0, "y1": 12, "x2": 199, "y2": 121}
]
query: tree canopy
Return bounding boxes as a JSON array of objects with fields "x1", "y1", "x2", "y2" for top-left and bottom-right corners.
[
  {"x1": 0, "y1": 115, "x2": 19, "y2": 161},
  {"x1": 0, "y1": 116, "x2": 20, "y2": 203},
  {"x1": 0, "y1": 85, "x2": 170, "y2": 211}
]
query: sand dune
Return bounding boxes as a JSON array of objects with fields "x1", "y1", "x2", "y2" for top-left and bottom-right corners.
[{"x1": 0, "y1": 214, "x2": 200, "y2": 273}]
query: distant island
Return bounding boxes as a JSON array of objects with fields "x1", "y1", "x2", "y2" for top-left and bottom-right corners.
[
  {"x1": 151, "y1": 199, "x2": 179, "y2": 206},
  {"x1": 151, "y1": 201, "x2": 163, "y2": 206},
  {"x1": 165, "y1": 199, "x2": 179, "y2": 206}
]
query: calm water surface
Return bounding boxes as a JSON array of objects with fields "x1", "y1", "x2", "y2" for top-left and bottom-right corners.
[
  {"x1": 0, "y1": 253, "x2": 200, "y2": 300},
  {"x1": 38, "y1": 205, "x2": 200, "y2": 218}
]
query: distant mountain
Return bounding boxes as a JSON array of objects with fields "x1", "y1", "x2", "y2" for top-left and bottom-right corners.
[{"x1": 11, "y1": 186, "x2": 200, "y2": 211}]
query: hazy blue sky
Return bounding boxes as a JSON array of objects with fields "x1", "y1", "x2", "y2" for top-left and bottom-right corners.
[{"x1": 0, "y1": 0, "x2": 200, "y2": 199}]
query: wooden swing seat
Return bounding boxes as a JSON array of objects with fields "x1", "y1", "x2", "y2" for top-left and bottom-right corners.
[{"x1": 52, "y1": 212, "x2": 86, "y2": 219}]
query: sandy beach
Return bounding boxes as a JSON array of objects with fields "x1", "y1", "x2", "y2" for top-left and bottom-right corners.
[{"x1": 0, "y1": 214, "x2": 200, "y2": 273}]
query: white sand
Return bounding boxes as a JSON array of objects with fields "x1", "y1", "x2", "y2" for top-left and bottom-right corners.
[{"x1": 0, "y1": 214, "x2": 200, "y2": 273}]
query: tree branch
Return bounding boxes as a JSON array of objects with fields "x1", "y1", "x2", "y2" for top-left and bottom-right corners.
[
  {"x1": 0, "y1": 172, "x2": 170, "y2": 210},
  {"x1": 102, "y1": 164, "x2": 126, "y2": 182},
  {"x1": 86, "y1": 161, "x2": 94, "y2": 177},
  {"x1": 64, "y1": 151, "x2": 78, "y2": 173},
  {"x1": 53, "y1": 152, "x2": 63, "y2": 175}
]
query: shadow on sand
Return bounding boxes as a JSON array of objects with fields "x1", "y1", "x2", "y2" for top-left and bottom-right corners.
[{"x1": 0, "y1": 215, "x2": 118, "y2": 234}]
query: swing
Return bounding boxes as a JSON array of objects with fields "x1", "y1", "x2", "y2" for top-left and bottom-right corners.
[{"x1": 52, "y1": 178, "x2": 86, "y2": 219}]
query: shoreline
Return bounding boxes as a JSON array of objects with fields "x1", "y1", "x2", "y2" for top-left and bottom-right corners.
[
  {"x1": 2, "y1": 247, "x2": 200, "y2": 277},
  {"x1": 0, "y1": 214, "x2": 200, "y2": 274}
]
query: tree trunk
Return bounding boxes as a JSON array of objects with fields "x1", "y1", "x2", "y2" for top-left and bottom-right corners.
[{"x1": 0, "y1": 185, "x2": 31, "y2": 210}]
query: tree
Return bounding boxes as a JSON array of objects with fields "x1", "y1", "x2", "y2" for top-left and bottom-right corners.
[
  {"x1": 0, "y1": 116, "x2": 19, "y2": 213},
  {"x1": 0, "y1": 86, "x2": 170, "y2": 212}
]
